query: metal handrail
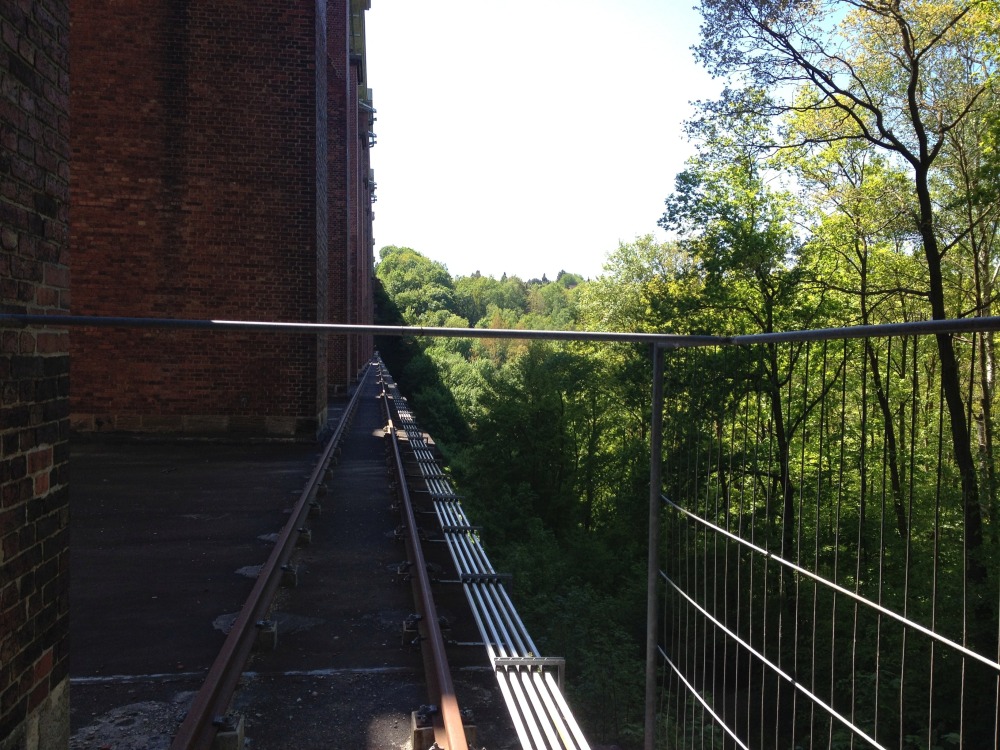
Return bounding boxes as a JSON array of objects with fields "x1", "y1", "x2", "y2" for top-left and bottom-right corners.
[{"x1": 7, "y1": 311, "x2": 1000, "y2": 347}]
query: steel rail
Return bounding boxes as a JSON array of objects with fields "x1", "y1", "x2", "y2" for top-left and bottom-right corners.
[
  {"x1": 380, "y1": 369, "x2": 469, "y2": 750},
  {"x1": 168, "y1": 364, "x2": 370, "y2": 750}
]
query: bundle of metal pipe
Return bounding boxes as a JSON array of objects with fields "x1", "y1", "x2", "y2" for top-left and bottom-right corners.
[{"x1": 435, "y1": 499, "x2": 589, "y2": 750}]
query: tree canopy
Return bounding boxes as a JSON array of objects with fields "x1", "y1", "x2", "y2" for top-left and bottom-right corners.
[{"x1": 370, "y1": 6, "x2": 1000, "y2": 746}]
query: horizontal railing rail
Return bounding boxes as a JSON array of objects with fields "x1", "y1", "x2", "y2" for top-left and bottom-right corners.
[{"x1": 10, "y1": 310, "x2": 1000, "y2": 346}]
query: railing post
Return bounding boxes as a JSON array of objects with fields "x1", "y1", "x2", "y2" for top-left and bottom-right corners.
[{"x1": 645, "y1": 344, "x2": 665, "y2": 750}]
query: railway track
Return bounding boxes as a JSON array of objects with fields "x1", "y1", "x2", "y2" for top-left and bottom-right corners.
[
  {"x1": 166, "y1": 356, "x2": 589, "y2": 749},
  {"x1": 377, "y1": 358, "x2": 591, "y2": 750},
  {"x1": 167, "y1": 367, "x2": 370, "y2": 750}
]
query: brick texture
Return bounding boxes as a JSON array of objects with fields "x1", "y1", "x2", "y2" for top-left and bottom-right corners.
[
  {"x1": 327, "y1": 0, "x2": 375, "y2": 393},
  {"x1": 69, "y1": 0, "x2": 374, "y2": 438},
  {"x1": 0, "y1": 0, "x2": 72, "y2": 746},
  {"x1": 328, "y1": 0, "x2": 351, "y2": 389}
]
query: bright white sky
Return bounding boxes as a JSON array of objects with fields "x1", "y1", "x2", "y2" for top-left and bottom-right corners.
[{"x1": 365, "y1": 1, "x2": 717, "y2": 281}]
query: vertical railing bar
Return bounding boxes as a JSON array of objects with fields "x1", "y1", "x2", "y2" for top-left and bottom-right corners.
[
  {"x1": 691, "y1": 349, "x2": 704, "y2": 750},
  {"x1": 676, "y1": 353, "x2": 689, "y2": 748},
  {"x1": 723, "y1": 347, "x2": 740, "y2": 741},
  {"x1": 875, "y1": 336, "x2": 891, "y2": 745},
  {"x1": 704, "y1": 348, "x2": 717, "y2": 750},
  {"x1": 996, "y1": 554, "x2": 1000, "y2": 750},
  {"x1": 831, "y1": 340, "x2": 849, "y2": 750},
  {"x1": 644, "y1": 343, "x2": 665, "y2": 750},
  {"x1": 791, "y1": 341, "x2": 811, "y2": 749},
  {"x1": 700, "y1": 354, "x2": 715, "y2": 750},
  {"x1": 851, "y1": 337, "x2": 871, "y2": 750},
  {"x1": 765, "y1": 358, "x2": 778, "y2": 750},
  {"x1": 907, "y1": 342, "x2": 920, "y2": 750},
  {"x1": 736, "y1": 368, "x2": 757, "y2": 739},
  {"x1": 711, "y1": 348, "x2": 722, "y2": 749},
  {"x1": 750, "y1": 368, "x2": 765, "y2": 747},
  {"x1": 672, "y1": 360, "x2": 685, "y2": 750},
  {"x1": 684, "y1": 353, "x2": 704, "y2": 741},
  {"x1": 929, "y1": 354, "x2": 946, "y2": 750},
  {"x1": 690, "y1": 350, "x2": 700, "y2": 750},
  {"x1": 736, "y1": 373, "x2": 747, "y2": 744},
  {"x1": 898, "y1": 334, "x2": 917, "y2": 750},
  {"x1": 686, "y1": 348, "x2": 698, "y2": 748},
  {"x1": 810, "y1": 340, "x2": 830, "y2": 743},
  {"x1": 960, "y1": 331, "x2": 978, "y2": 750},
  {"x1": 663, "y1": 358, "x2": 677, "y2": 750}
]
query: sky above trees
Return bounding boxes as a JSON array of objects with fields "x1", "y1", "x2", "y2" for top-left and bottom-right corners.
[{"x1": 365, "y1": 1, "x2": 716, "y2": 281}]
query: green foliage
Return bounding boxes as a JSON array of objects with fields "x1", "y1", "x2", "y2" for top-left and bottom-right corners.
[
  {"x1": 375, "y1": 250, "x2": 660, "y2": 746},
  {"x1": 453, "y1": 273, "x2": 528, "y2": 326},
  {"x1": 372, "y1": 9, "x2": 1000, "y2": 744},
  {"x1": 375, "y1": 245, "x2": 457, "y2": 324}
]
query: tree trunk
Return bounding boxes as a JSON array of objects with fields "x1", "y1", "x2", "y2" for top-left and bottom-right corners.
[{"x1": 914, "y1": 165, "x2": 986, "y2": 588}]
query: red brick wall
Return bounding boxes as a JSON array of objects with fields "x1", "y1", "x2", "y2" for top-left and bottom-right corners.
[
  {"x1": 348, "y1": 78, "x2": 361, "y2": 377},
  {"x1": 327, "y1": 0, "x2": 352, "y2": 391},
  {"x1": 326, "y1": 0, "x2": 375, "y2": 393},
  {"x1": 352, "y1": 93, "x2": 374, "y2": 373},
  {"x1": 314, "y1": 0, "x2": 330, "y2": 417},
  {"x1": 1, "y1": 0, "x2": 72, "y2": 746},
  {"x1": 69, "y1": 0, "x2": 332, "y2": 438}
]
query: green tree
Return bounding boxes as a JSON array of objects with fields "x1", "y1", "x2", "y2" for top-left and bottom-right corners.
[
  {"x1": 375, "y1": 246, "x2": 457, "y2": 324},
  {"x1": 693, "y1": 0, "x2": 998, "y2": 666},
  {"x1": 784, "y1": 128, "x2": 929, "y2": 542},
  {"x1": 660, "y1": 105, "x2": 844, "y2": 738},
  {"x1": 580, "y1": 235, "x2": 698, "y2": 334}
]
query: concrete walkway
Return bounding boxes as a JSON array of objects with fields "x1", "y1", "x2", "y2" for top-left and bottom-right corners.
[{"x1": 69, "y1": 369, "x2": 517, "y2": 749}]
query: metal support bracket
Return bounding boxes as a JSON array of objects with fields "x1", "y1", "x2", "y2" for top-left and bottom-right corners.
[{"x1": 493, "y1": 656, "x2": 566, "y2": 690}]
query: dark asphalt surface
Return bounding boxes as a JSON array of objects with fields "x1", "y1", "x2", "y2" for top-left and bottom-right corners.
[{"x1": 69, "y1": 370, "x2": 518, "y2": 749}]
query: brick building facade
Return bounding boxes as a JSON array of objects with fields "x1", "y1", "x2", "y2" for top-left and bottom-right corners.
[
  {"x1": 328, "y1": 1, "x2": 376, "y2": 390},
  {"x1": 69, "y1": 0, "x2": 375, "y2": 439},
  {"x1": 1, "y1": 1, "x2": 72, "y2": 747},
  {"x1": 2, "y1": 0, "x2": 375, "y2": 746}
]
